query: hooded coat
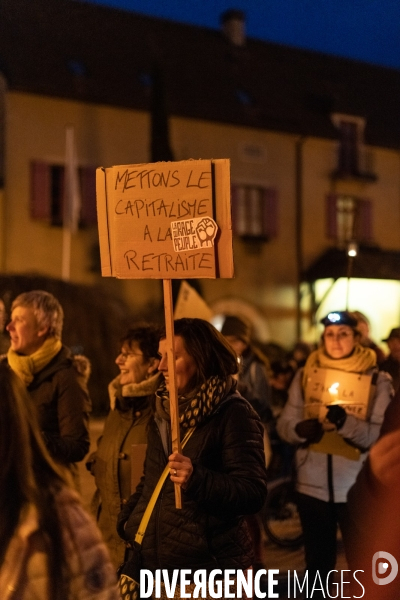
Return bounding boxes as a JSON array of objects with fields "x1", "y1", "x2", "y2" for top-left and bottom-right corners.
[
  {"x1": 27, "y1": 347, "x2": 92, "y2": 466},
  {"x1": 0, "y1": 486, "x2": 118, "y2": 600},
  {"x1": 90, "y1": 375, "x2": 160, "y2": 567}
]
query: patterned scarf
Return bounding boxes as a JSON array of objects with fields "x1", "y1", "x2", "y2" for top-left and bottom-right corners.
[
  {"x1": 302, "y1": 343, "x2": 377, "y2": 390},
  {"x1": 7, "y1": 337, "x2": 63, "y2": 386},
  {"x1": 155, "y1": 375, "x2": 235, "y2": 429}
]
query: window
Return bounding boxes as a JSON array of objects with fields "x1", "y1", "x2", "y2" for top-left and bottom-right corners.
[
  {"x1": 326, "y1": 194, "x2": 373, "y2": 245},
  {"x1": 330, "y1": 113, "x2": 376, "y2": 181},
  {"x1": 231, "y1": 184, "x2": 278, "y2": 241},
  {"x1": 30, "y1": 161, "x2": 97, "y2": 227}
]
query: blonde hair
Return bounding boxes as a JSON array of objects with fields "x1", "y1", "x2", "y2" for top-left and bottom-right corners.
[{"x1": 12, "y1": 290, "x2": 64, "y2": 339}]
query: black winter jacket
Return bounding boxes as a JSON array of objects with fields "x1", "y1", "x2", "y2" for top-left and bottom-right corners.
[
  {"x1": 117, "y1": 390, "x2": 268, "y2": 573},
  {"x1": 28, "y1": 347, "x2": 91, "y2": 464}
]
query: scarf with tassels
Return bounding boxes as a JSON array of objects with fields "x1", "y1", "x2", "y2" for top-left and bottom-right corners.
[
  {"x1": 7, "y1": 337, "x2": 63, "y2": 386},
  {"x1": 155, "y1": 375, "x2": 235, "y2": 429},
  {"x1": 302, "y1": 344, "x2": 377, "y2": 391}
]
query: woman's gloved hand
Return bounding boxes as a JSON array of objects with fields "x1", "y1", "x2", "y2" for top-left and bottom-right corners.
[
  {"x1": 295, "y1": 418, "x2": 324, "y2": 443},
  {"x1": 325, "y1": 404, "x2": 347, "y2": 430}
]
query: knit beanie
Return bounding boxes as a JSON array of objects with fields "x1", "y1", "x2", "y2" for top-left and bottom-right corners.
[{"x1": 221, "y1": 315, "x2": 251, "y2": 345}]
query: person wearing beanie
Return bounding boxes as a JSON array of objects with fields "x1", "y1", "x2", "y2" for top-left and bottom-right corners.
[
  {"x1": 221, "y1": 314, "x2": 272, "y2": 573},
  {"x1": 221, "y1": 315, "x2": 273, "y2": 425},
  {"x1": 277, "y1": 310, "x2": 393, "y2": 598},
  {"x1": 380, "y1": 327, "x2": 400, "y2": 393}
]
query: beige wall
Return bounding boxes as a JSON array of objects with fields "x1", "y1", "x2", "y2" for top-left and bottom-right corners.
[{"x1": 2, "y1": 92, "x2": 400, "y2": 348}]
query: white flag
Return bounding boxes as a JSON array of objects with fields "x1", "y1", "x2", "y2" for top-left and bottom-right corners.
[{"x1": 63, "y1": 125, "x2": 81, "y2": 233}]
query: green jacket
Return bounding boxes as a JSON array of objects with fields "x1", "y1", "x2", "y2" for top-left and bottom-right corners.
[{"x1": 90, "y1": 374, "x2": 159, "y2": 567}]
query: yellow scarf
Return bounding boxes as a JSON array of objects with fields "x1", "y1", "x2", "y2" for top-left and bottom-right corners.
[
  {"x1": 302, "y1": 344, "x2": 376, "y2": 391},
  {"x1": 7, "y1": 337, "x2": 63, "y2": 386}
]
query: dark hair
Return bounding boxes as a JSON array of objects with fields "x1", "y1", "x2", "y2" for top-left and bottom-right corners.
[
  {"x1": 0, "y1": 362, "x2": 70, "y2": 599},
  {"x1": 161, "y1": 318, "x2": 238, "y2": 388},
  {"x1": 120, "y1": 323, "x2": 161, "y2": 361}
]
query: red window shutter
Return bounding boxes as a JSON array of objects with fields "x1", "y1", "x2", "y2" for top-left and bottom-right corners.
[
  {"x1": 30, "y1": 161, "x2": 51, "y2": 220},
  {"x1": 326, "y1": 194, "x2": 338, "y2": 238},
  {"x1": 80, "y1": 166, "x2": 97, "y2": 225},
  {"x1": 262, "y1": 188, "x2": 278, "y2": 238},
  {"x1": 357, "y1": 199, "x2": 373, "y2": 242}
]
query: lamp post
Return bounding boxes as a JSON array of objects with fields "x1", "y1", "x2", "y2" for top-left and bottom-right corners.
[{"x1": 346, "y1": 241, "x2": 358, "y2": 309}]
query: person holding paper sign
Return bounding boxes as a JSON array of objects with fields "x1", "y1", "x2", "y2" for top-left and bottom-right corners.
[
  {"x1": 117, "y1": 318, "x2": 268, "y2": 599},
  {"x1": 277, "y1": 310, "x2": 393, "y2": 597}
]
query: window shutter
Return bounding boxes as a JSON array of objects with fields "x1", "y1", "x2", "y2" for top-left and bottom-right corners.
[
  {"x1": 30, "y1": 161, "x2": 51, "y2": 219},
  {"x1": 231, "y1": 184, "x2": 278, "y2": 240},
  {"x1": 326, "y1": 194, "x2": 373, "y2": 243},
  {"x1": 357, "y1": 199, "x2": 373, "y2": 242},
  {"x1": 262, "y1": 188, "x2": 278, "y2": 238},
  {"x1": 80, "y1": 166, "x2": 97, "y2": 225},
  {"x1": 326, "y1": 194, "x2": 338, "y2": 238},
  {"x1": 231, "y1": 184, "x2": 246, "y2": 236}
]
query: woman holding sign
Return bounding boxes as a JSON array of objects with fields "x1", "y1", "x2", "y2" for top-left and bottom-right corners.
[
  {"x1": 117, "y1": 318, "x2": 268, "y2": 599},
  {"x1": 277, "y1": 310, "x2": 393, "y2": 597}
]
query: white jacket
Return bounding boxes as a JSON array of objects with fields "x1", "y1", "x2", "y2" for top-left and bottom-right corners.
[{"x1": 277, "y1": 368, "x2": 393, "y2": 502}]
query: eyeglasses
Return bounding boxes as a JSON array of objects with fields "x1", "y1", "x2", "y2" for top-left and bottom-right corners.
[{"x1": 118, "y1": 351, "x2": 144, "y2": 361}]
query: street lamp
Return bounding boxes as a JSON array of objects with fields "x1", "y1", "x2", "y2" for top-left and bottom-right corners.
[{"x1": 347, "y1": 241, "x2": 358, "y2": 257}]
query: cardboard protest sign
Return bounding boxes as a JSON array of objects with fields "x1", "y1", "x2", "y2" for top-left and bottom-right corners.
[
  {"x1": 304, "y1": 367, "x2": 372, "y2": 421},
  {"x1": 174, "y1": 280, "x2": 213, "y2": 321},
  {"x1": 96, "y1": 158, "x2": 234, "y2": 508},
  {"x1": 96, "y1": 159, "x2": 233, "y2": 280},
  {"x1": 304, "y1": 367, "x2": 373, "y2": 460}
]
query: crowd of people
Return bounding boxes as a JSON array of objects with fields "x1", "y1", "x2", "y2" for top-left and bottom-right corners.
[{"x1": 0, "y1": 289, "x2": 399, "y2": 599}]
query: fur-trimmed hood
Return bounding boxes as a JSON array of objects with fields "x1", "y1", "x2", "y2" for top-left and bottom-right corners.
[
  {"x1": 108, "y1": 372, "x2": 161, "y2": 410},
  {"x1": 72, "y1": 354, "x2": 91, "y2": 383}
]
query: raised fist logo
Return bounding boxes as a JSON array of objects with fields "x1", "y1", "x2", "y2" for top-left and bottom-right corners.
[{"x1": 196, "y1": 217, "x2": 217, "y2": 247}]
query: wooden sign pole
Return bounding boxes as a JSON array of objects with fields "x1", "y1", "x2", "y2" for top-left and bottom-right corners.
[{"x1": 163, "y1": 279, "x2": 182, "y2": 509}]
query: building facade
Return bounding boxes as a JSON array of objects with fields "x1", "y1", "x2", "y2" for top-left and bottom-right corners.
[{"x1": 1, "y1": 0, "x2": 400, "y2": 348}]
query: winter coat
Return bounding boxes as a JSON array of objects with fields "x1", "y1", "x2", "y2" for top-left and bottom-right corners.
[
  {"x1": 0, "y1": 486, "x2": 119, "y2": 600},
  {"x1": 90, "y1": 387, "x2": 154, "y2": 568},
  {"x1": 380, "y1": 354, "x2": 400, "y2": 393},
  {"x1": 117, "y1": 391, "x2": 268, "y2": 574},
  {"x1": 25, "y1": 347, "x2": 91, "y2": 466},
  {"x1": 346, "y1": 387, "x2": 400, "y2": 599},
  {"x1": 238, "y1": 349, "x2": 272, "y2": 424},
  {"x1": 277, "y1": 367, "x2": 393, "y2": 503}
]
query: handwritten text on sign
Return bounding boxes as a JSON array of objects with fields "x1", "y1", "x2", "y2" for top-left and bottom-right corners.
[
  {"x1": 304, "y1": 367, "x2": 372, "y2": 421},
  {"x1": 112, "y1": 161, "x2": 217, "y2": 278}
]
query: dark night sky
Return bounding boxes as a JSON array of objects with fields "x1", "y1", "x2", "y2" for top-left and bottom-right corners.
[{"x1": 82, "y1": 0, "x2": 400, "y2": 71}]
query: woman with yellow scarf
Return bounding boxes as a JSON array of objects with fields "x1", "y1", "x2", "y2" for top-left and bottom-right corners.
[
  {"x1": 4, "y1": 290, "x2": 91, "y2": 477},
  {"x1": 277, "y1": 311, "x2": 393, "y2": 598}
]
